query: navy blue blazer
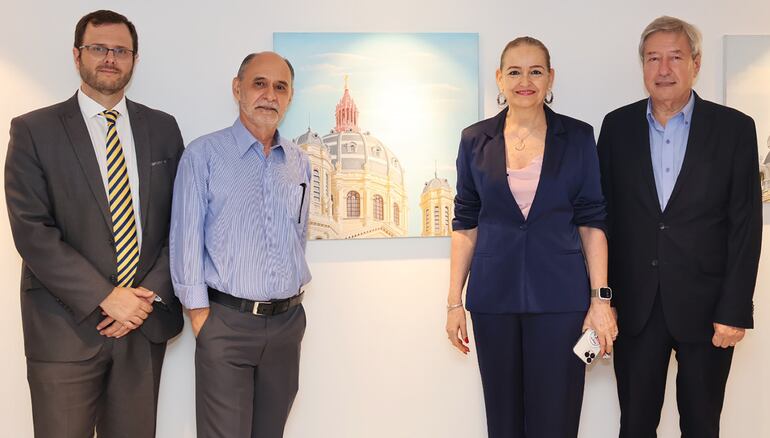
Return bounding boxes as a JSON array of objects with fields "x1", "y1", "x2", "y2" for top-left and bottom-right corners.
[{"x1": 453, "y1": 106, "x2": 606, "y2": 314}]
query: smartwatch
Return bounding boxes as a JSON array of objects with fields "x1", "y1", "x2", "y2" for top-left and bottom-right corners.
[{"x1": 590, "y1": 287, "x2": 613, "y2": 301}]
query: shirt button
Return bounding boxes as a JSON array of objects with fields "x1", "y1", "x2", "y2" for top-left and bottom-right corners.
[
  {"x1": 651, "y1": 259, "x2": 659, "y2": 267},
  {"x1": 665, "y1": 168, "x2": 671, "y2": 173},
  {"x1": 666, "y1": 139, "x2": 670, "y2": 144}
]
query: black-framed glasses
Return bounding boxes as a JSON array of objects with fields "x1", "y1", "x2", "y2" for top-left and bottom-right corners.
[{"x1": 78, "y1": 45, "x2": 135, "y2": 60}]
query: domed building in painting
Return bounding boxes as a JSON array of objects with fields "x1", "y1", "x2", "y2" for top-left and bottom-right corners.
[
  {"x1": 294, "y1": 80, "x2": 409, "y2": 239},
  {"x1": 420, "y1": 172, "x2": 454, "y2": 237}
]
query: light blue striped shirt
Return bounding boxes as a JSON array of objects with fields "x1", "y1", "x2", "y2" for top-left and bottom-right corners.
[
  {"x1": 646, "y1": 92, "x2": 695, "y2": 209},
  {"x1": 170, "y1": 118, "x2": 312, "y2": 309}
]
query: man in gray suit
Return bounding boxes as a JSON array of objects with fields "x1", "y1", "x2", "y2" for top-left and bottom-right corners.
[{"x1": 5, "y1": 10, "x2": 183, "y2": 438}]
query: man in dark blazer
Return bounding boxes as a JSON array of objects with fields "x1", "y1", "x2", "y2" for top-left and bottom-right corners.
[
  {"x1": 597, "y1": 16, "x2": 762, "y2": 438},
  {"x1": 5, "y1": 10, "x2": 183, "y2": 437}
]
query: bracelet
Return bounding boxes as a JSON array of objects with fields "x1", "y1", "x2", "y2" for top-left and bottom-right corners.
[{"x1": 446, "y1": 302, "x2": 464, "y2": 311}]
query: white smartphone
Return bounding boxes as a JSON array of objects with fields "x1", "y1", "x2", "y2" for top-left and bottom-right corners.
[{"x1": 573, "y1": 329, "x2": 602, "y2": 364}]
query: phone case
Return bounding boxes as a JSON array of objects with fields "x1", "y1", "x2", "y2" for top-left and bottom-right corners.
[{"x1": 573, "y1": 329, "x2": 601, "y2": 364}]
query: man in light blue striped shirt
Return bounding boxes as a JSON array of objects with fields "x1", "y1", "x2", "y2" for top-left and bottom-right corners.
[{"x1": 170, "y1": 51, "x2": 311, "y2": 438}]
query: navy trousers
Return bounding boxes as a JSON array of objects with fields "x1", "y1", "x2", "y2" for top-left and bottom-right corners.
[{"x1": 471, "y1": 311, "x2": 587, "y2": 438}]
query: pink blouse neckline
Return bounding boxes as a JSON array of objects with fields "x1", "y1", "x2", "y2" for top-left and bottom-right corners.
[{"x1": 506, "y1": 154, "x2": 543, "y2": 219}]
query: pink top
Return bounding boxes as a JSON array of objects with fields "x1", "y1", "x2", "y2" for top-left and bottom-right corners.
[{"x1": 506, "y1": 154, "x2": 543, "y2": 219}]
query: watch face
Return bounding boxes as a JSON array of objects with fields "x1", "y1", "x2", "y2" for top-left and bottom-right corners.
[{"x1": 600, "y1": 287, "x2": 612, "y2": 299}]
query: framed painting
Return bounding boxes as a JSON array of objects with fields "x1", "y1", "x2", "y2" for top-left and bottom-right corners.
[
  {"x1": 724, "y1": 35, "x2": 770, "y2": 202},
  {"x1": 274, "y1": 32, "x2": 480, "y2": 238}
]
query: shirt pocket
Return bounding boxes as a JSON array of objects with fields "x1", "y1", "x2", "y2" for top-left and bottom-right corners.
[{"x1": 276, "y1": 181, "x2": 305, "y2": 224}]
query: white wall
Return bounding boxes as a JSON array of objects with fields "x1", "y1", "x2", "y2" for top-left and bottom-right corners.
[{"x1": 1, "y1": 1, "x2": 768, "y2": 436}]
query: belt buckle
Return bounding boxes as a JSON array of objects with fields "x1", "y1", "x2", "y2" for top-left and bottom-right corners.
[{"x1": 252, "y1": 301, "x2": 271, "y2": 316}]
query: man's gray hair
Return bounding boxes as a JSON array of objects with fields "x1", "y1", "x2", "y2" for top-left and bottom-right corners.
[
  {"x1": 236, "y1": 52, "x2": 295, "y2": 82},
  {"x1": 638, "y1": 16, "x2": 702, "y2": 61}
]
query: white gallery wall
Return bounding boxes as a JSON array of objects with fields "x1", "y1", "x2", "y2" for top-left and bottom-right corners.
[{"x1": 1, "y1": 1, "x2": 768, "y2": 436}]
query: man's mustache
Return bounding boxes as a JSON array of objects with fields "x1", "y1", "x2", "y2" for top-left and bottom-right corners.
[
  {"x1": 96, "y1": 65, "x2": 122, "y2": 73},
  {"x1": 255, "y1": 102, "x2": 279, "y2": 111}
]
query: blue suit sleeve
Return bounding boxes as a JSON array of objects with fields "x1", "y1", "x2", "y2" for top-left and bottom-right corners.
[
  {"x1": 452, "y1": 133, "x2": 481, "y2": 230},
  {"x1": 573, "y1": 127, "x2": 607, "y2": 233}
]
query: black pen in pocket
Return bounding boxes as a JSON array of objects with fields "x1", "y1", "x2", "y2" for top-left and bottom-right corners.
[{"x1": 298, "y1": 183, "x2": 307, "y2": 223}]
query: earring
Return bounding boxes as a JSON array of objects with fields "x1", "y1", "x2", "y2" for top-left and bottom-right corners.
[
  {"x1": 544, "y1": 90, "x2": 554, "y2": 105},
  {"x1": 497, "y1": 92, "x2": 507, "y2": 106}
]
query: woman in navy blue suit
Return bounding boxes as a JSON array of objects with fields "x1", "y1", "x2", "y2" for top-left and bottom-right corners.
[{"x1": 445, "y1": 37, "x2": 618, "y2": 438}]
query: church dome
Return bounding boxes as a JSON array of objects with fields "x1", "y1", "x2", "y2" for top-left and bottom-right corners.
[
  {"x1": 422, "y1": 175, "x2": 451, "y2": 194},
  {"x1": 294, "y1": 127, "x2": 324, "y2": 147},
  {"x1": 320, "y1": 81, "x2": 405, "y2": 185},
  {"x1": 322, "y1": 131, "x2": 404, "y2": 184}
]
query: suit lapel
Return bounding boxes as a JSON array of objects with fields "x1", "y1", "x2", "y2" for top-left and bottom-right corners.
[
  {"x1": 127, "y1": 100, "x2": 152, "y2": 235},
  {"x1": 631, "y1": 100, "x2": 662, "y2": 214},
  {"x1": 482, "y1": 109, "x2": 526, "y2": 222},
  {"x1": 664, "y1": 94, "x2": 712, "y2": 211},
  {"x1": 528, "y1": 107, "x2": 567, "y2": 221},
  {"x1": 59, "y1": 94, "x2": 113, "y2": 231}
]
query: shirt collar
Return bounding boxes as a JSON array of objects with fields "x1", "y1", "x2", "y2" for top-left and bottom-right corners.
[
  {"x1": 646, "y1": 90, "x2": 695, "y2": 129},
  {"x1": 232, "y1": 118, "x2": 285, "y2": 161},
  {"x1": 77, "y1": 88, "x2": 128, "y2": 120}
]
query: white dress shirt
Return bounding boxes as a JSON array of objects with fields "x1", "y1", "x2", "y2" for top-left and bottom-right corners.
[{"x1": 77, "y1": 89, "x2": 143, "y2": 251}]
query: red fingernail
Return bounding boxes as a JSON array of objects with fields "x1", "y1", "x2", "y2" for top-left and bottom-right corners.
[{"x1": 464, "y1": 337, "x2": 469, "y2": 343}]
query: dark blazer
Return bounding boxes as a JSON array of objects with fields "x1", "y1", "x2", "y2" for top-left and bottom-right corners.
[
  {"x1": 597, "y1": 92, "x2": 762, "y2": 342},
  {"x1": 5, "y1": 93, "x2": 185, "y2": 361},
  {"x1": 453, "y1": 106, "x2": 606, "y2": 314}
]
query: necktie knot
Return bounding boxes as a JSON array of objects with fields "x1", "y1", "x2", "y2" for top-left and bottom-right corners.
[{"x1": 102, "y1": 110, "x2": 119, "y2": 125}]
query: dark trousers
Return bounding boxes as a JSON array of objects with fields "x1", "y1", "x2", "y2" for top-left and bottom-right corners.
[
  {"x1": 195, "y1": 301, "x2": 306, "y2": 438},
  {"x1": 614, "y1": 294, "x2": 734, "y2": 438},
  {"x1": 26, "y1": 331, "x2": 166, "y2": 438},
  {"x1": 471, "y1": 311, "x2": 586, "y2": 438}
]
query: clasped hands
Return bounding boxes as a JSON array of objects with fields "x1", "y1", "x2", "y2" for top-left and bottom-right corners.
[{"x1": 97, "y1": 286, "x2": 156, "y2": 338}]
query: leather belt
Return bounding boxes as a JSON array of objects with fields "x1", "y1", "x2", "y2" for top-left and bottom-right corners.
[{"x1": 207, "y1": 287, "x2": 303, "y2": 316}]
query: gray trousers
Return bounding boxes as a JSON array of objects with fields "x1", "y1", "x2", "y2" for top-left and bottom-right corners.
[
  {"x1": 26, "y1": 331, "x2": 166, "y2": 438},
  {"x1": 195, "y1": 301, "x2": 306, "y2": 438}
]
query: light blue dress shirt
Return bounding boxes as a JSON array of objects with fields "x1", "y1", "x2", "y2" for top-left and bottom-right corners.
[
  {"x1": 170, "y1": 118, "x2": 312, "y2": 309},
  {"x1": 646, "y1": 92, "x2": 695, "y2": 209}
]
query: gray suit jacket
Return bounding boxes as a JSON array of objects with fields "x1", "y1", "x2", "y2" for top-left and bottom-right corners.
[{"x1": 5, "y1": 93, "x2": 184, "y2": 361}]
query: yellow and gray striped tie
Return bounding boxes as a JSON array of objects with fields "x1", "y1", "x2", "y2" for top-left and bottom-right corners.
[{"x1": 102, "y1": 110, "x2": 139, "y2": 287}]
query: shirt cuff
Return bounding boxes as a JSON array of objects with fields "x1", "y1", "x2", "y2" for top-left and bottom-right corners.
[{"x1": 173, "y1": 282, "x2": 210, "y2": 309}]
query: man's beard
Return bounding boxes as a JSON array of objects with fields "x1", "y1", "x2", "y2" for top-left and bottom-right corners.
[{"x1": 78, "y1": 59, "x2": 134, "y2": 95}]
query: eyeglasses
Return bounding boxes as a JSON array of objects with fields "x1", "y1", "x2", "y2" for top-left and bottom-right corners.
[{"x1": 78, "y1": 45, "x2": 135, "y2": 61}]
